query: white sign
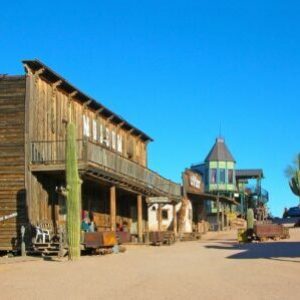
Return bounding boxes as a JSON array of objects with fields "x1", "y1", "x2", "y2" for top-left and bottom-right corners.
[
  {"x1": 147, "y1": 197, "x2": 171, "y2": 204},
  {"x1": 0, "y1": 212, "x2": 17, "y2": 222},
  {"x1": 189, "y1": 174, "x2": 201, "y2": 189}
]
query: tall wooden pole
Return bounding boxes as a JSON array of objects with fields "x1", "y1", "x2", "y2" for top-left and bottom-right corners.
[
  {"x1": 158, "y1": 204, "x2": 162, "y2": 231},
  {"x1": 226, "y1": 204, "x2": 230, "y2": 229},
  {"x1": 137, "y1": 194, "x2": 143, "y2": 243},
  {"x1": 173, "y1": 202, "x2": 177, "y2": 236},
  {"x1": 217, "y1": 193, "x2": 220, "y2": 232},
  {"x1": 145, "y1": 199, "x2": 150, "y2": 244},
  {"x1": 110, "y1": 186, "x2": 116, "y2": 231},
  {"x1": 221, "y1": 203, "x2": 225, "y2": 231}
]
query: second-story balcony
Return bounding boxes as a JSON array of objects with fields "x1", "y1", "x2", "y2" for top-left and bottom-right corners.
[{"x1": 30, "y1": 139, "x2": 181, "y2": 200}]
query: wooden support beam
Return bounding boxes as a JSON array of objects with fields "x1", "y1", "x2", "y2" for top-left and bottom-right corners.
[
  {"x1": 69, "y1": 91, "x2": 78, "y2": 98},
  {"x1": 173, "y1": 203, "x2": 177, "y2": 236},
  {"x1": 110, "y1": 186, "x2": 116, "y2": 231},
  {"x1": 107, "y1": 115, "x2": 114, "y2": 122},
  {"x1": 117, "y1": 121, "x2": 125, "y2": 128},
  {"x1": 83, "y1": 100, "x2": 92, "y2": 108},
  {"x1": 144, "y1": 199, "x2": 150, "y2": 244},
  {"x1": 226, "y1": 204, "x2": 230, "y2": 230},
  {"x1": 216, "y1": 194, "x2": 220, "y2": 232},
  {"x1": 158, "y1": 204, "x2": 162, "y2": 231},
  {"x1": 221, "y1": 203, "x2": 225, "y2": 231},
  {"x1": 53, "y1": 80, "x2": 62, "y2": 88},
  {"x1": 95, "y1": 107, "x2": 105, "y2": 115},
  {"x1": 34, "y1": 68, "x2": 45, "y2": 77},
  {"x1": 137, "y1": 194, "x2": 143, "y2": 243}
]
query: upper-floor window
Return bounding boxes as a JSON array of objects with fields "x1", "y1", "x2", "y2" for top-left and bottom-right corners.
[
  {"x1": 111, "y1": 131, "x2": 116, "y2": 150},
  {"x1": 228, "y1": 169, "x2": 234, "y2": 184},
  {"x1": 92, "y1": 120, "x2": 97, "y2": 141},
  {"x1": 83, "y1": 115, "x2": 90, "y2": 137},
  {"x1": 104, "y1": 127, "x2": 110, "y2": 147},
  {"x1": 117, "y1": 135, "x2": 123, "y2": 153},
  {"x1": 210, "y1": 169, "x2": 217, "y2": 184},
  {"x1": 219, "y1": 169, "x2": 226, "y2": 184}
]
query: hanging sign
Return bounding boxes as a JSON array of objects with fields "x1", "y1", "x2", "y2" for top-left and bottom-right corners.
[
  {"x1": 147, "y1": 197, "x2": 170, "y2": 204},
  {"x1": 184, "y1": 169, "x2": 204, "y2": 194},
  {"x1": 0, "y1": 212, "x2": 17, "y2": 222}
]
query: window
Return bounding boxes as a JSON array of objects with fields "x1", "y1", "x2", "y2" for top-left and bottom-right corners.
[
  {"x1": 83, "y1": 115, "x2": 90, "y2": 137},
  {"x1": 162, "y1": 209, "x2": 168, "y2": 220},
  {"x1": 127, "y1": 138, "x2": 134, "y2": 159},
  {"x1": 104, "y1": 128, "x2": 110, "y2": 147},
  {"x1": 117, "y1": 135, "x2": 123, "y2": 153},
  {"x1": 98, "y1": 123, "x2": 103, "y2": 144},
  {"x1": 219, "y1": 169, "x2": 226, "y2": 184},
  {"x1": 210, "y1": 169, "x2": 217, "y2": 184},
  {"x1": 228, "y1": 169, "x2": 234, "y2": 184},
  {"x1": 111, "y1": 131, "x2": 116, "y2": 150},
  {"x1": 92, "y1": 120, "x2": 97, "y2": 141}
]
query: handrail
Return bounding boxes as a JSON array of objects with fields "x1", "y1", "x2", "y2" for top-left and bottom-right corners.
[{"x1": 30, "y1": 139, "x2": 181, "y2": 198}]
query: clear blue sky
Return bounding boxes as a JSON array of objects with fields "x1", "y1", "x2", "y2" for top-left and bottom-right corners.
[{"x1": 1, "y1": 1, "x2": 300, "y2": 217}]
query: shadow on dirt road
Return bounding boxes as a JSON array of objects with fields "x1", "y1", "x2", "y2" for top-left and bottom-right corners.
[{"x1": 205, "y1": 241, "x2": 300, "y2": 262}]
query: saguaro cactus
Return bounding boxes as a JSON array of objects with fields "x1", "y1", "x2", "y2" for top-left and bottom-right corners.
[
  {"x1": 289, "y1": 174, "x2": 300, "y2": 197},
  {"x1": 246, "y1": 208, "x2": 254, "y2": 230},
  {"x1": 287, "y1": 154, "x2": 300, "y2": 199},
  {"x1": 65, "y1": 117, "x2": 82, "y2": 260}
]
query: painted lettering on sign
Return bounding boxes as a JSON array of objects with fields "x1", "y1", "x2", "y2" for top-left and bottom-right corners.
[{"x1": 189, "y1": 174, "x2": 201, "y2": 189}]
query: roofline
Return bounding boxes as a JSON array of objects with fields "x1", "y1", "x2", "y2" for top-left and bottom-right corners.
[
  {"x1": 236, "y1": 169, "x2": 264, "y2": 179},
  {"x1": 22, "y1": 59, "x2": 154, "y2": 142}
]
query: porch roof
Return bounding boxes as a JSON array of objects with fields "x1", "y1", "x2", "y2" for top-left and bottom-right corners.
[
  {"x1": 236, "y1": 169, "x2": 264, "y2": 179},
  {"x1": 187, "y1": 191, "x2": 238, "y2": 205}
]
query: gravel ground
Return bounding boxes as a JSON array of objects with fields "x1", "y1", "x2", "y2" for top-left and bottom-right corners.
[{"x1": 1, "y1": 229, "x2": 300, "y2": 300}]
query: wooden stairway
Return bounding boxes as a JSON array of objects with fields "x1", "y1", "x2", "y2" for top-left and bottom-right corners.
[{"x1": 29, "y1": 242, "x2": 61, "y2": 256}]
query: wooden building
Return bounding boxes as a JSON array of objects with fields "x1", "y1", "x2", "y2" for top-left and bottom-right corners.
[{"x1": 0, "y1": 60, "x2": 181, "y2": 251}]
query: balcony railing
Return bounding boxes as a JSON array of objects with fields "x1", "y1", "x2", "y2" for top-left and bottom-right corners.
[{"x1": 30, "y1": 140, "x2": 181, "y2": 198}]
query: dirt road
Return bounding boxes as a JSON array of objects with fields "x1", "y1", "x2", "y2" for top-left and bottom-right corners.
[{"x1": 1, "y1": 229, "x2": 300, "y2": 300}]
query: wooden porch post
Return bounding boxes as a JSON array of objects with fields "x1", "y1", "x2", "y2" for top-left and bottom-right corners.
[
  {"x1": 110, "y1": 186, "x2": 116, "y2": 231},
  {"x1": 216, "y1": 194, "x2": 220, "y2": 232},
  {"x1": 158, "y1": 204, "x2": 162, "y2": 231},
  {"x1": 145, "y1": 199, "x2": 150, "y2": 244},
  {"x1": 226, "y1": 204, "x2": 230, "y2": 230},
  {"x1": 221, "y1": 203, "x2": 225, "y2": 231},
  {"x1": 173, "y1": 202, "x2": 177, "y2": 236},
  {"x1": 137, "y1": 194, "x2": 143, "y2": 243}
]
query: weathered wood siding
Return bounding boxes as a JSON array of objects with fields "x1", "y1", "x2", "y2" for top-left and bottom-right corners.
[
  {"x1": 29, "y1": 75, "x2": 148, "y2": 167},
  {"x1": 29, "y1": 174, "x2": 58, "y2": 227},
  {"x1": 0, "y1": 76, "x2": 27, "y2": 250}
]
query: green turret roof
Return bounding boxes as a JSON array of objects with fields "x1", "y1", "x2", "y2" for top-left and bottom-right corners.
[{"x1": 205, "y1": 138, "x2": 235, "y2": 163}]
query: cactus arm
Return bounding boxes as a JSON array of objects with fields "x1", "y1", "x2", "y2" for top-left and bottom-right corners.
[{"x1": 289, "y1": 173, "x2": 300, "y2": 197}]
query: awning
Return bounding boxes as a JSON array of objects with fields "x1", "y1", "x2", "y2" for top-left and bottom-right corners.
[{"x1": 187, "y1": 191, "x2": 239, "y2": 205}]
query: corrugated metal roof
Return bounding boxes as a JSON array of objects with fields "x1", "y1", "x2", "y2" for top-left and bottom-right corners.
[
  {"x1": 205, "y1": 138, "x2": 235, "y2": 162},
  {"x1": 22, "y1": 59, "x2": 153, "y2": 142},
  {"x1": 236, "y1": 169, "x2": 264, "y2": 179}
]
